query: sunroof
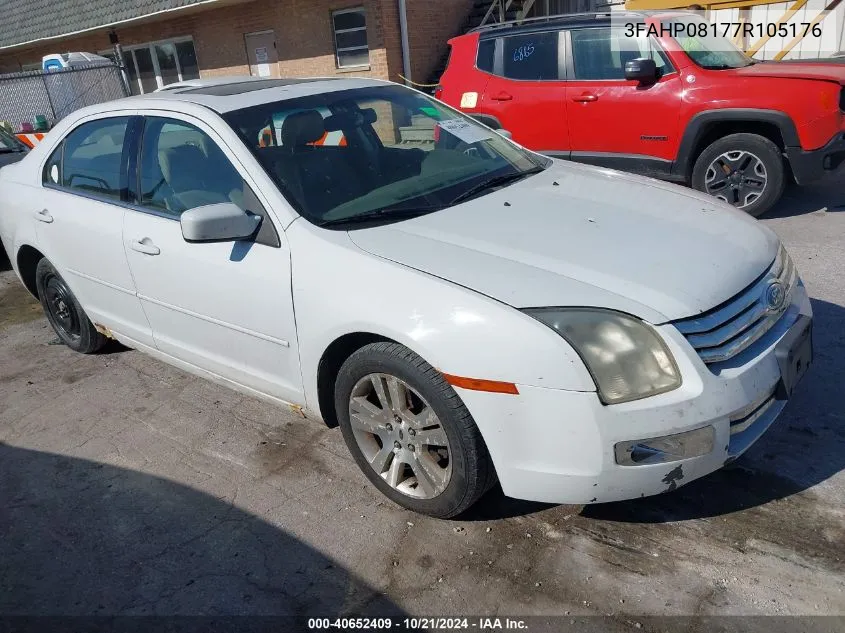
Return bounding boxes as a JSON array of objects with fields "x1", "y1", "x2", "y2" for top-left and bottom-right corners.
[{"x1": 182, "y1": 78, "x2": 337, "y2": 96}]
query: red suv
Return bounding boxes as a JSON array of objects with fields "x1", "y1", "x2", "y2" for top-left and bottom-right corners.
[{"x1": 438, "y1": 11, "x2": 845, "y2": 216}]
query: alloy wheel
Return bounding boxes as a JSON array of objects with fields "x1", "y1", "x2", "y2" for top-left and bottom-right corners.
[
  {"x1": 704, "y1": 150, "x2": 768, "y2": 209},
  {"x1": 348, "y1": 373, "x2": 452, "y2": 499}
]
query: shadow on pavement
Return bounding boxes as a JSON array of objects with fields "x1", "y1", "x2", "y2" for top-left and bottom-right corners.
[
  {"x1": 767, "y1": 179, "x2": 845, "y2": 219},
  {"x1": 584, "y1": 297, "x2": 845, "y2": 523},
  {"x1": 460, "y1": 484, "x2": 555, "y2": 521},
  {"x1": 0, "y1": 443, "x2": 405, "y2": 618}
]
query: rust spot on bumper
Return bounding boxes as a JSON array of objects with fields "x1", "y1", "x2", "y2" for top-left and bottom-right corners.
[{"x1": 93, "y1": 323, "x2": 114, "y2": 339}]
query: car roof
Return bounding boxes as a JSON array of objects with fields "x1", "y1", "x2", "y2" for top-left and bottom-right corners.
[{"x1": 116, "y1": 76, "x2": 394, "y2": 114}]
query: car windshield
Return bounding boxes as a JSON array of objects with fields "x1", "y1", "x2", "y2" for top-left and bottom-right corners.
[
  {"x1": 223, "y1": 84, "x2": 547, "y2": 228},
  {"x1": 665, "y1": 15, "x2": 754, "y2": 70},
  {"x1": 0, "y1": 127, "x2": 26, "y2": 152}
]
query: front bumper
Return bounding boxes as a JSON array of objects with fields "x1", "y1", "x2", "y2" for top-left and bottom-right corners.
[
  {"x1": 458, "y1": 284, "x2": 813, "y2": 505},
  {"x1": 787, "y1": 132, "x2": 845, "y2": 185}
]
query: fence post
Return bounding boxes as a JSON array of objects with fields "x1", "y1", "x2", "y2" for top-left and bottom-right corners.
[
  {"x1": 40, "y1": 72, "x2": 57, "y2": 124},
  {"x1": 110, "y1": 30, "x2": 132, "y2": 97}
]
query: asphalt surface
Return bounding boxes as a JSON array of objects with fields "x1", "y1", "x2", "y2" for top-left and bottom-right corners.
[{"x1": 0, "y1": 178, "x2": 843, "y2": 624}]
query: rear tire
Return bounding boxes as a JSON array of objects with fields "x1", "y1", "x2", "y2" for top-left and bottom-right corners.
[
  {"x1": 35, "y1": 258, "x2": 106, "y2": 354},
  {"x1": 335, "y1": 342, "x2": 496, "y2": 518},
  {"x1": 691, "y1": 133, "x2": 785, "y2": 218}
]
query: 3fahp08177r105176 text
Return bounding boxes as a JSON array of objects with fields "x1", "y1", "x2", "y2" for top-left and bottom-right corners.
[{"x1": 624, "y1": 21, "x2": 823, "y2": 39}]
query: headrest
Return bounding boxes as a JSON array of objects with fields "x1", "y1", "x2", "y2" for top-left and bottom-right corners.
[
  {"x1": 323, "y1": 108, "x2": 377, "y2": 132},
  {"x1": 160, "y1": 144, "x2": 207, "y2": 183},
  {"x1": 281, "y1": 110, "x2": 325, "y2": 146}
]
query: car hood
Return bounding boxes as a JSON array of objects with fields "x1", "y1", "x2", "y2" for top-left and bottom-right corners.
[
  {"x1": 732, "y1": 61, "x2": 845, "y2": 84},
  {"x1": 348, "y1": 162, "x2": 779, "y2": 323}
]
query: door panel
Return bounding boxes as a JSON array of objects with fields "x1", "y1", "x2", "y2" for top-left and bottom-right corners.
[
  {"x1": 123, "y1": 115, "x2": 301, "y2": 403},
  {"x1": 35, "y1": 116, "x2": 152, "y2": 346},
  {"x1": 245, "y1": 31, "x2": 280, "y2": 78},
  {"x1": 123, "y1": 212, "x2": 300, "y2": 402},
  {"x1": 481, "y1": 30, "x2": 569, "y2": 152},
  {"x1": 565, "y1": 28, "x2": 683, "y2": 161}
]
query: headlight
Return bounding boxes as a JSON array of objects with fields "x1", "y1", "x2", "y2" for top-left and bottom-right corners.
[{"x1": 524, "y1": 308, "x2": 681, "y2": 404}]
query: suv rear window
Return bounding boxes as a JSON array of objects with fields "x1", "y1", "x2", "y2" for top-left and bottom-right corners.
[
  {"x1": 477, "y1": 39, "x2": 495, "y2": 73},
  {"x1": 501, "y1": 31, "x2": 559, "y2": 81}
]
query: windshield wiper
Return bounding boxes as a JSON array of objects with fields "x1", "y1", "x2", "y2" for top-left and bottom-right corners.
[
  {"x1": 449, "y1": 167, "x2": 544, "y2": 206},
  {"x1": 318, "y1": 206, "x2": 442, "y2": 228}
]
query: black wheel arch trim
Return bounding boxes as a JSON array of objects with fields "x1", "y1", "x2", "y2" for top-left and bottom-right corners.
[
  {"x1": 464, "y1": 112, "x2": 504, "y2": 130},
  {"x1": 673, "y1": 109, "x2": 800, "y2": 179}
]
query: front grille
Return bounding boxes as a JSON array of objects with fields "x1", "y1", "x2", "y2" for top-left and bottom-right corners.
[{"x1": 673, "y1": 246, "x2": 796, "y2": 364}]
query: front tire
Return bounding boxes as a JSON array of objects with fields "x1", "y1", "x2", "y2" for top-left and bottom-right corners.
[
  {"x1": 691, "y1": 133, "x2": 785, "y2": 218},
  {"x1": 335, "y1": 342, "x2": 495, "y2": 518},
  {"x1": 35, "y1": 258, "x2": 106, "y2": 354}
]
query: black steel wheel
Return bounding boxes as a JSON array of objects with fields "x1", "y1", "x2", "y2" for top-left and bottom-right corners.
[{"x1": 35, "y1": 258, "x2": 106, "y2": 354}]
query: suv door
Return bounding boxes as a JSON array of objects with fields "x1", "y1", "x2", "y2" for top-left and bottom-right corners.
[
  {"x1": 480, "y1": 30, "x2": 569, "y2": 153},
  {"x1": 37, "y1": 115, "x2": 153, "y2": 347},
  {"x1": 122, "y1": 114, "x2": 302, "y2": 404},
  {"x1": 564, "y1": 27, "x2": 683, "y2": 173}
]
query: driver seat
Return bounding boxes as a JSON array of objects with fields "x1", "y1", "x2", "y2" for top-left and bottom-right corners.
[{"x1": 274, "y1": 110, "x2": 364, "y2": 218}]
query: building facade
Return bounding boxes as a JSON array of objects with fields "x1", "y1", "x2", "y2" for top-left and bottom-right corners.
[{"x1": 0, "y1": 0, "x2": 475, "y2": 92}]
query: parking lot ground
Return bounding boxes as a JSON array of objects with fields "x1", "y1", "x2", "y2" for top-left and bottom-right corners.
[{"x1": 1, "y1": 180, "x2": 844, "y2": 621}]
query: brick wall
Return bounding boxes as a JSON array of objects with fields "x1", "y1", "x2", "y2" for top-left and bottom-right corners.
[
  {"x1": 403, "y1": 0, "x2": 474, "y2": 85},
  {"x1": 0, "y1": 0, "x2": 472, "y2": 90},
  {"x1": 0, "y1": 0, "x2": 396, "y2": 81}
]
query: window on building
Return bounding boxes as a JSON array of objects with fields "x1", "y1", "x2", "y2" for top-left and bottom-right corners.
[
  {"x1": 44, "y1": 117, "x2": 129, "y2": 201},
  {"x1": 570, "y1": 28, "x2": 672, "y2": 80},
  {"x1": 102, "y1": 38, "x2": 200, "y2": 95},
  {"x1": 501, "y1": 31, "x2": 559, "y2": 81},
  {"x1": 332, "y1": 8, "x2": 369, "y2": 68}
]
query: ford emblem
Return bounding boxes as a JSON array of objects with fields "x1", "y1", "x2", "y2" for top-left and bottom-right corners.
[{"x1": 764, "y1": 280, "x2": 787, "y2": 312}]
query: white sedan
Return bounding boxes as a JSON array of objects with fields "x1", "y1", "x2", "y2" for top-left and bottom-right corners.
[{"x1": 0, "y1": 77, "x2": 813, "y2": 517}]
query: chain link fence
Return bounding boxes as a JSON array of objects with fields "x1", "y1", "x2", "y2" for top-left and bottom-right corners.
[{"x1": 0, "y1": 63, "x2": 129, "y2": 131}]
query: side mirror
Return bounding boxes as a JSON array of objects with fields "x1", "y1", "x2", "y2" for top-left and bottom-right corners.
[
  {"x1": 624, "y1": 58, "x2": 657, "y2": 84},
  {"x1": 180, "y1": 202, "x2": 261, "y2": 243},
  {"x1": 497, "y1": 129, "x2": 513, "y2": 139}
]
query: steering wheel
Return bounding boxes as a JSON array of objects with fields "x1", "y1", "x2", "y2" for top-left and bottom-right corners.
[{"x1": 454, "y1": 140, "x2": 489, "y2": 160}]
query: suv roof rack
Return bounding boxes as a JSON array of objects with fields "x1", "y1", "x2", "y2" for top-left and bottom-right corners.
[{"x1": 467, "y1": 10, "x2": 647, "y2": 34}]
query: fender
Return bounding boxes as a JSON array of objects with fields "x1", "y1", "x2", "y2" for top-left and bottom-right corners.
[
  {"x1": 672, "y1": 108, "x2": 800, "y2": 180},
  {"x1": 465, "y1": 112, "x2": 504, "y2": 131}
]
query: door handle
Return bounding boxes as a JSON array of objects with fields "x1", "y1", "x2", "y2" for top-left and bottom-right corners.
[
  {"x1": 130, "y1": 238, "x2": 160, "y2": 256},
  {"x1": 34, "y1": 208, "x2": 53, "y2": 223},
  {"x1": 491, "y1": 91, "x2": 513, "y2": 101},
  {"x1": 572, "y1": 93, "x2": 598, "y2": 103}
]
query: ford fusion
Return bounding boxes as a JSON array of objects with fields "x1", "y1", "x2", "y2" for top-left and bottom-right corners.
[{"x1": 0, "y1": 78, "x2": 812, "y2": 517}]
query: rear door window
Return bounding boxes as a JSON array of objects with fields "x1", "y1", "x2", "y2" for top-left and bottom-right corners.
[
  {"x1": 48, "y1": 117, "x2": 129, "y2": 201},
  {"x1": 477, "y1": 38, "x2": 495, "y2": 73},
  {"x1": 501, "y1": 31, "x2": 559, "y2": 80}
]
